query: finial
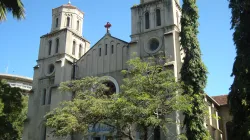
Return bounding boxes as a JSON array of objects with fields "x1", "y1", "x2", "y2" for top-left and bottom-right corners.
[
  {"x1": 104, "y1": 22, "x2": 112, "y2": 34},
  {"x1": 68, "y1": 0, "x2": 71, "y2": 4}
]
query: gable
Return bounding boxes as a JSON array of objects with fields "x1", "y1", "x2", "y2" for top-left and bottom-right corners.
[{"x1": 76, "y1": 34, "x2": 129, "y2": 78}]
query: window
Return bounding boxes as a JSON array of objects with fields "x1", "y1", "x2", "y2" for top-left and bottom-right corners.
[
  {"x1": 41, "y1": 125, "x2": 46, "y2": 140},
  {"x1": 42, "y1": 89, "x2": 46, "y2": 105},
  {"x1": 55, "y1": 18, "x2": 59, "y2": 27},
  {"x1": 154, "y1": 126, "x2": 161, "y2": 140},
  {"x1": 93, "y1": 137, "x2": 101, "y2": 140},
  {"x1": 79, "y1": 44, "x2": 82, "y2": 58},
  {"x1": 156, "y1": 9, "x2": 161, "y2": 26},
  {"x1": 99, "y1": 48, "x2": 101, "y2": 56},
  {"x1": 145, "y1": 12, "x2": 150, "y2": 29},
  {"x1": 105, "y1": 44, "x2": 107, "y2": 55},
  {"x1": 77, "y1": 20, "x2": 80, "y2": 31},
  {"x1": 67, "y1": 17, "x2": 70, "y2": 27},
  {"x1": 72, "y1": 41, "x2": 76, "y2": 55},
  {"x1": 149, "y1": 38, "x2": 160, "y2": 51},
  {"x1": 48, "y1": 40, "x2": 52, "y2": 55},
  {"x1": 111, "y1": 45, "x2": 114, "y2": 54},
  {"x1": 48, "y1": 64, "x2": 55, "y2": 74},
  {"x1": 48, "y1": 88, "x2": 52, "y2": 105},
  {"x1": 55, "y1": 38, "x2": 59, "y2": 53}
]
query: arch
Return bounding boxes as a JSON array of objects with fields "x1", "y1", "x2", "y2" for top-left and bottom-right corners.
[
  {"x1": 72, "y1": 41, "x2": 76, "y2": 55},
  {"x1": 156, "y1": 9, "x2": 161, "y2": 26},
  {"x1": 67, "y1": 17, "x2": 70, "y2": 27},
  {"x1": 55, "y1": 38, "x2": 59, "y2": 53},
  {"x1": 145, "y1": 12, "x2": 150, "y2": 29},
  {"x1": 101, "y1": 76, "x2": 119, "y2": 93}
]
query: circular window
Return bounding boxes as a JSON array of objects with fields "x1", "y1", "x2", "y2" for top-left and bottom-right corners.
[
  {"x1": 145, "y1": 38, "x2": 161, "y2": 54},
  {"x1": 149, "y1": 38, "x2": 160, "y2": 51},
  {"x1": 47, "y1": 64, "x2": 55, "y2": 75}
]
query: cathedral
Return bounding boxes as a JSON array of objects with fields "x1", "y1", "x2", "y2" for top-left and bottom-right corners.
[{"x1": 23, "y1": 0, "x2": 231, "y2": 140}]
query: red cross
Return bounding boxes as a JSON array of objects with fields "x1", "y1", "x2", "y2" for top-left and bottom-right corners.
[{"x1": 104, "y1": 22, "x2": 112, "y2": 33}]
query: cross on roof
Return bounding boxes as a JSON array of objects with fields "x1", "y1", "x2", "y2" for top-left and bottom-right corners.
[{"x1": 104, "y1": 22, "x2": 112, "y2": 34}]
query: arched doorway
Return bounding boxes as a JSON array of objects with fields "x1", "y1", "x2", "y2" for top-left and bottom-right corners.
[
  {"x1": 103, "y1": 81, "x2": 116, "y2": 96},
  {"x1": 101, "y1": 76, "x2": 119, "y2": 93}
]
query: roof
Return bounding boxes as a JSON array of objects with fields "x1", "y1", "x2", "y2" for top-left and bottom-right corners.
[
  {"x1": 0, "y1": 73, "x2": 33, "y2": 83},
  {"x1": 55, "y1": 3, "x2": 84, "y2": 14},
  {"x1": 212, "y1": 95, "x2": 228, "y2": 106}
]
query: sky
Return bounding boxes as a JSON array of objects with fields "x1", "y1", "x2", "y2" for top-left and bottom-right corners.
[{"x1": 0, "y1": 0, "x2": 235, "y2": 96}]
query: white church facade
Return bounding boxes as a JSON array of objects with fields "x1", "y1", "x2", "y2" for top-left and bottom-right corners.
[{"x1": 24, "y1": 0, "x2": 225, "y2": 140}]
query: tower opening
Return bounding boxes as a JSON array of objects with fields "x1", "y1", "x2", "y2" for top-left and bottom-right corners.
[
  {"x1": 145, "y1": 12, "x2": 150, "y2": 29},
  {"x1": 156, "y1": 9, "x2": 161, "y2": 26},
  {"x1": 67, "y1": 17, "x2": 70, "y2": 27}
]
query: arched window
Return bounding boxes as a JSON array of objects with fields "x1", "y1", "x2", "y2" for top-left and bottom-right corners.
[
  {"x1": 77, "y1": 20, "x2": 80, "y2": 31},
  {"x1": 105, "y1": 44, "x2": 107, "y2": 55},
  {"x1": 48, "y1": 40, "x2": 52, "y2": 55},
  {"x1": 72, "y1": 41, "x2": 76, "y2": 55},
  {"x1": 99, "y1": 48, "x2": 101, "y2": 56},
  {"x1": 67, "y1": 17, "x2": 70, "y2": 27},
  {"x1": 42, "y1": 89, "x2": 46, "y2": 105},
  {"x1": 79, "y1": 44, "x2": 82, "y2": 58},
  {"x1": 145, "y1": 12, "x2": 150, "y2": 29},
  {"x1": 111, "y1": 45, "x2": 114, "y2": 54},
  {"x1": 156, "y1": 9, "x2": 161, "y2": 26},
  {"x1": 55, "y1": 38, "x2": 59, "y2": 53},
  {"x1": 154, "y1": 126, "x2": 161, "y2": 140},
  {"x1": 55, "y1": 18, "x2": 59, "y2": 27}
]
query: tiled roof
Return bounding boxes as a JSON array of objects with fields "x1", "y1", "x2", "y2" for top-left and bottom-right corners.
[
  {"x1": 212, "y1": 95, "x2": 228, "y2": 106},
  {"x1": 62, "y1": 3, "x2": 77, "y2": 9}
]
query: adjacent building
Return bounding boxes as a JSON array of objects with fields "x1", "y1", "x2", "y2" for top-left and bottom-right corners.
[{"x1": 0, "y1": 73, "x2": 32, "y2": 93}]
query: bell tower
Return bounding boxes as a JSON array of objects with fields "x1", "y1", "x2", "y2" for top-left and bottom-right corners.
[
  {"x1": 23, "y1": 2, "x2": 90, "y2": 140},
  {"x1": 51, "y1": 2, "x2": 84, "y2": 36},
  {"x1": 129, "y1": 1, "x2": 182, "y2": 139},
  {"x1": 130, "y1": 0, "x2": 182, "y2": 77}
]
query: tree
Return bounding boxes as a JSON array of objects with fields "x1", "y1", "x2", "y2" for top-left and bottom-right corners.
[
  {"x1": 179, "y1": 0, "x2": 210, "y2": 139},
  {"x1": 228, "y1": 0, "x2": 250, "y2": 139},
  {"x1": 0, "y1": 80, "x2": 27, "y2": 140},
  {"x1": 46, "y1": 56, "x2": 190, "y2": 140},
  {"x1": 0, "y1": 0, "x2": 25, "y2": 21}
]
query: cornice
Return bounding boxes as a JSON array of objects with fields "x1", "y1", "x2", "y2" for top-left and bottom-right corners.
[
  {"x1": 131, "y1": 0, "x2": 163, "y2": 9},
  {"x1": 40, "y1": 28, "x2": 90, "y2": 43}
]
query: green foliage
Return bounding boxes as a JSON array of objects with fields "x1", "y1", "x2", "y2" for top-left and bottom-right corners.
[
  {"x1": 0, "y1": 0, "x2": 25, "y2": 21},
  {"x1": 46, "y1": 56, "x2": 190, "y2": 140},
  {"x1": 228, "y1": 0, "x2": 250, "y2": 139},
  {"x1": 180, "y1": 0, "x2": 210, "y2": 139},
  {"x1": 0, "y1": 80, "x2": 27, "y2": 140}
]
